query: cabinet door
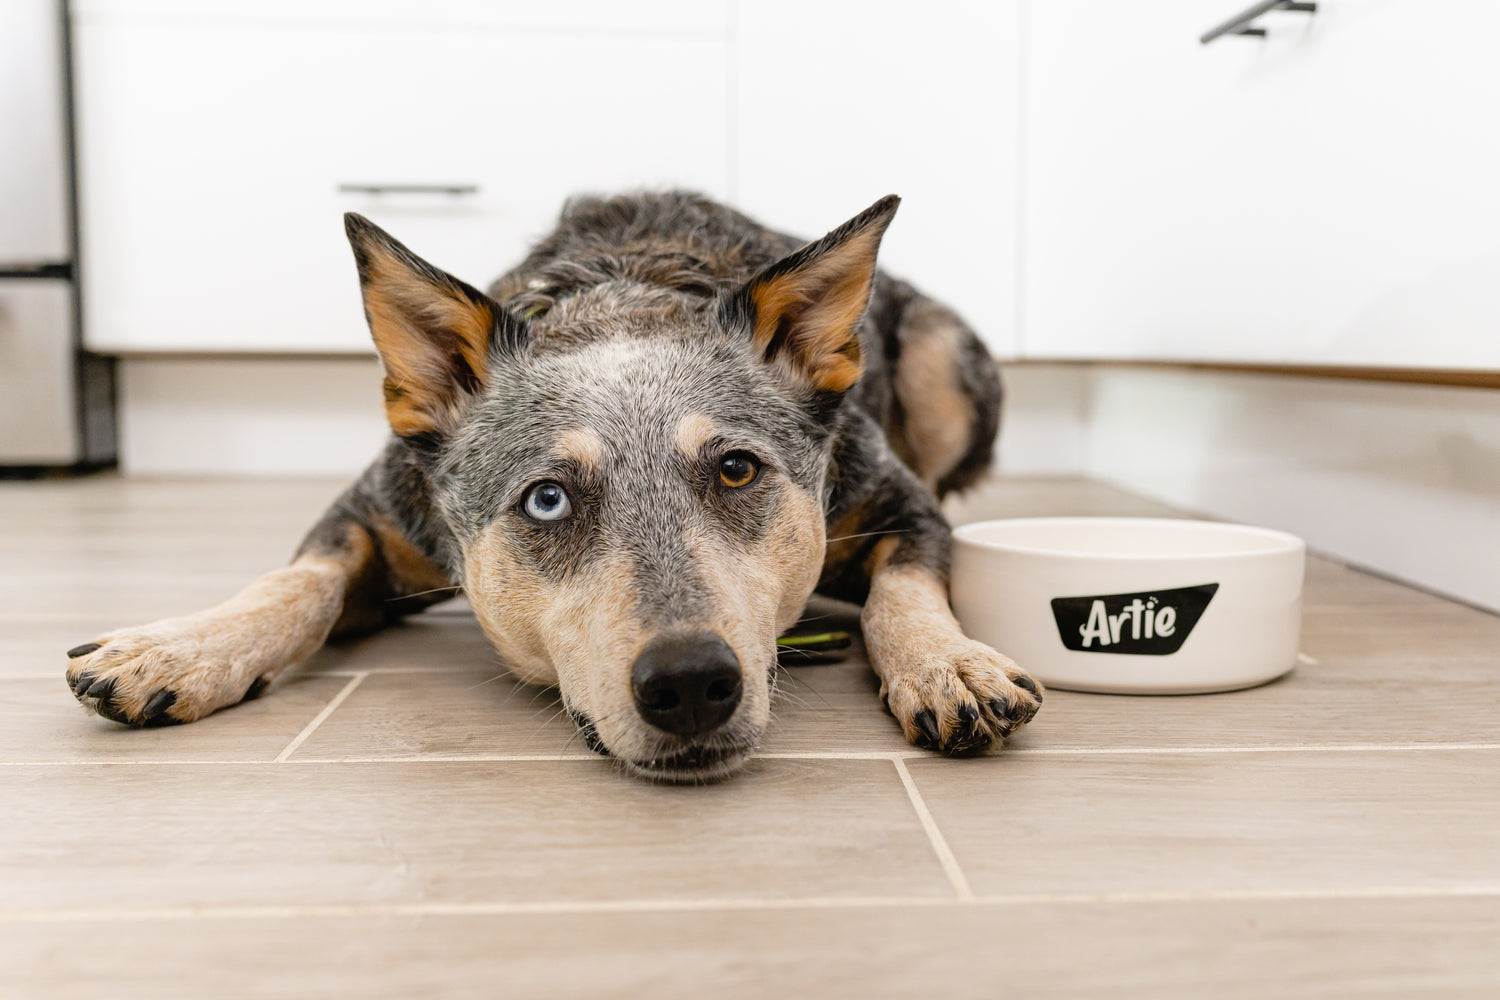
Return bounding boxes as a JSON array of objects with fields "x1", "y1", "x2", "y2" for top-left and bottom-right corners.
[
  {"x1": 73, "y1": 12, "x2": 729, "y2": 352},
  {"x1": 0, "y1": 281, "x2": 77, "y2": 463},
  {"x1": 734, "y1": 1, "x2": 1021, "y2": 356},
  {"x1": 1023, "y1": 0, "x2": 1500, "y2": 369},
  {"x1": 0, "y1": 0, "x2": 70, "y2": 263}
]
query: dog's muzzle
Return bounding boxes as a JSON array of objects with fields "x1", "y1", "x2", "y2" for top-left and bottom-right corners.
[{"x1": 630, "y1": 632, "x2": 742, "y2": 738}]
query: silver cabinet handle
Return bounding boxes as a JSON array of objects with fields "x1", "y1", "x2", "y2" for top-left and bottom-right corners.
[
  {"x1": 337, "y1": 183, "x2": 480, "y2": 196},
  {"x1": 1201, "y1": 0, "x2": 1316, "y2": 44}
]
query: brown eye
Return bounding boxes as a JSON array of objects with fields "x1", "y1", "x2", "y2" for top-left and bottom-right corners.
[{"x1": 719, "y1": 453, "x2": 758, "y2": 488}]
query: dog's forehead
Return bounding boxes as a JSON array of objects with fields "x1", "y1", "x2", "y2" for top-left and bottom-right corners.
[{"x1": 483, "y1": 336, "x2": 800, "y2": 451}]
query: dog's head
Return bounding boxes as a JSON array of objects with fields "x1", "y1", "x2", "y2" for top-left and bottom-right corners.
[{"x1": 344, "y1": 196, "x2": 898, "y2": 781}]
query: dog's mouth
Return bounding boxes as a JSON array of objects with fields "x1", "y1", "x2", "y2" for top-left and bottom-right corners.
[
  {"x1": 624, "y1": 743, "x2": 752, "y2": 783},
  {"x1": 568, "y1": 709, "x2": 753, "y2": 783}
]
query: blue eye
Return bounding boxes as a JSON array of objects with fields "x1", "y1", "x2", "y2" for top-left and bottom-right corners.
[{"x1": 524, "y1": 482, "x2": 572, "y2": 522}]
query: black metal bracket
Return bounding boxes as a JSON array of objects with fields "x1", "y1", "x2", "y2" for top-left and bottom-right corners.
[{"x1": 1201, "y1": 0, "x2": 1317, "y2": 44}]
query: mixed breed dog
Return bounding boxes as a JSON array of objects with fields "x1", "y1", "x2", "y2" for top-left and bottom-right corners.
[{"x1": 64, "y1": 191, "x2": 1043, "y2": 781}]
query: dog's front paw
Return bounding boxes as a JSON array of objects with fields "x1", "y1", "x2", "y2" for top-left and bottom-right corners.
[
  {"x1": 880, "y1": 639, "x2": 1042, "y2": 754},
  {"x1": 64, "y1": 620, "x2": 269, "y2": 726}
]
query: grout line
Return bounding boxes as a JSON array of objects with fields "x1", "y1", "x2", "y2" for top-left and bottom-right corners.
[
  {"x1": 312, "y1": 665, "x2": 495, "y2": 676},
  {"x1": 287, "y1": 754, "x2": 602, "y2": 764},
  {"x1": 0, "y1": 666, "x2": 477, "y2": 681},
  {"x1": 5, "y1": 884, "x2": 1499, "y2": 925},
  {"x1": 753, "y1": 751, "x2": 922, "y2": 760},
  {"x1": 0, "y1": 667, "x2": 476, "y2": 681},
  {"x1": 5, "y1": 743, "x2": 1500, "y2": 767},
  {"x1": 890, "y1": 756, "x2": 973, "y2": 900},
  {"x1": 1003, "y1": 743, "x2": 1500, "y2": 756},
  {"x1": 272, "y1": 672, "x2": 368, "y2": 763}
]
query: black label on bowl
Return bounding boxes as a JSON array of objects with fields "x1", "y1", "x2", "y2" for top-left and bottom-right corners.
[{"x1": 1050, "y1": 583, "x2": 1219, "y2": 656}]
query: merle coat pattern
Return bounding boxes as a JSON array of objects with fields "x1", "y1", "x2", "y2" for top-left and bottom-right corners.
[{"x1": 64, "y1": 192, "x2": 1042, "y2": 781}]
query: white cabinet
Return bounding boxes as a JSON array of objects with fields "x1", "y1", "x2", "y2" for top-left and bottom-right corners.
[
  {"x1": 74, "y1": 1, "x2": 1500, "y2": 370},
  {"x1": 1, "y1": 0, "x2": 71, "y2": 263},
  {"x1": 73, "y1": 3, "x2": 730, "y2": 352},
  {"x1": 0, "y1": 281, "x2": 77, "y2": 462},
  {"x1": 734, "y1": 1, "x2": 1021, "y2": 357},
  {"x1": 1023, "y1": 0, "x2": 1500, "y2": 369}
]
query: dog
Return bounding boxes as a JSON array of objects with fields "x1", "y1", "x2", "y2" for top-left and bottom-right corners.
[{"x1": 63, "y1": 191, "x2": 1042, "y2": 781}]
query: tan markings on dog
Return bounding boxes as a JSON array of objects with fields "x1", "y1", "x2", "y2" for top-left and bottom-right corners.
[
  {"x1": 820, "y1": 500, "x2": 875, "y2": 584},
  {"x1": 862, "y1": 538, "x2": 963, "y2": 651},
  {"x1": 892, "y1": 301, "x2": 973, "y2": 491},
  {"x1": 706, "y1": 475, "x2": 826, "y2": 639},
  {"x1": 463, "y1": 525, "x2": 559, "y2": 684},
  {"x1": 463, "y1": 523, "x2": 646, "y2": 734},
  {"x1": 674, "y1": 413, "x2": 717, "y2": 459},
  {"x1": 369, "y1": 514, "x2": 453, "y2": 596},
  {"x1": 63, "y1": 531, "x2": 365, "y2": 725},
  {"x1": 543, "y1": 548, "x2": 646, "y2": 756},
  {"x1": 557, "y1": 427, "x2": 607, "y2": 471},
  {"x1": 748, "y1": 229, "x2": 887, "y2": 394},
  {"x1": 861, "y1": 537, "x2": 1043, "y2": 750},
  {"x1": 353, "y1": 232, "x2": 497, "y2": 436},
  {"x1": 686, "y1": 476, "x2": 828, "y2": 751}
]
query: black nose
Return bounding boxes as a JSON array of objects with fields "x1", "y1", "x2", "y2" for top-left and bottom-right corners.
[{"x1": 630, "y1": 633, "x2": 743, "y2": 738}]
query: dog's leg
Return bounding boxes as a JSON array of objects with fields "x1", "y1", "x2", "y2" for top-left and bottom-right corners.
[
  {"x1": 860, "y1": 536, "x2": 1042, "y2": 753},
  {"x1": 821, "y1": 428, "x2": 1041, "y2": 753},
  {"x1": 63, "y1": 494, "x2": 448, "y2": 726}
]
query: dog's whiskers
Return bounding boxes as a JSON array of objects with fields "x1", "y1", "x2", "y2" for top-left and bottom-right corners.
[
  {"x1": 529, "y1": 701, "x2": 574, "y2": 739},
  {"x1": 464, "y1": 671, "x2": 512, "y2": 692},
  {"x1": 384, "y1": 585, "x2": 462, "y2": 602},
  {"x1": 823, "y1": 528, "x2": 913, "y2": 545}
]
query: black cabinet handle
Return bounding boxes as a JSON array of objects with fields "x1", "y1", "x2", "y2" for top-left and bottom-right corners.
[
  {"x1": 1201, "y1": 0, "x2": 1316, "y2": 44},
  {"x1": 337, "y1": 183, "x2": 480, "y2": 196}
]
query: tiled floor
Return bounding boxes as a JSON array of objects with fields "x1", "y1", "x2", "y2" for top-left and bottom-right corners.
[{"x1": 2, "y1": 475, "x2": 1498, "y2": 999}]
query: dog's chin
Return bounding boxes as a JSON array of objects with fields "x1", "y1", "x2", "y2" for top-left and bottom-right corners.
[
  {"x1": 620, "y1": 743, "x2": 753, "y2": 784},
  {"x1": 567, "y1": 709, "x2": 759, "y2": 783}
]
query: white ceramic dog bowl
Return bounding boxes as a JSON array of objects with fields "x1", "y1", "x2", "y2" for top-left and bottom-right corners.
[{"x1": 951, "y1": 518, "x2": 1305, "y2": 695}]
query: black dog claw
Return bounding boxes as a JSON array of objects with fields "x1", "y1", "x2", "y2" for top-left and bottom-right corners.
[
  {"x1": 84, "y1": 676, "x2": 117, "y2": 702},
  {"x1": 989, "y1": 698, "x2": 1016, "y2": 736},
  {"x1": 142, "y1": 689, "x2": 178, "y2": 722},
  {"x1": 67, "y1": 642, "x2": 102, "y2": 659},
  {"x1": 70, "y1": 671, "x2": 97, "y2": 698},
  {"x1": 1012, "y1": 674, "x2": 1041, "y2": 701},
  {"x1": 912, "y1": 708, "x2": 941, "y2": 747}
]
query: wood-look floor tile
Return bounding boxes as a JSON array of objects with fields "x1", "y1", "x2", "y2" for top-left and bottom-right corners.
[
  {"x1": 0, "y1": 567, "x2": 290, "y2": 619},
  {"x1": 5, "y1": 896, "x2": 1497, "y2": 1000},
  {"x1": 1004, "y1": 654, "x2": 1500, "y2": 751},
  {"x1": 0, "y1": 478, "x2": 345, "y2": 618},
  {"x1": 907, "y1": 749, "x2": 1500, "y2": 897},
  {"x1": 0, "y1": 618, "x2": 119, "y2": 680},
  {"x1": 1, "y1": 759, "x2": 948, "y2": 912},
  {"x1": 0, "y1": 674, "x2": 351, "y2": 762},
  {"x1": 945, "y1": 476, "x2": 1190, "y2": 524},
  {"x1": 299, "y1": 614, "x2": 496, "y2": 674},
  {"x1": 1301, "y1": 604, "x2": 1500, "y2": 661},
  {"x1": 288, "y1": 669, "x2": 579, "y2": 759}
]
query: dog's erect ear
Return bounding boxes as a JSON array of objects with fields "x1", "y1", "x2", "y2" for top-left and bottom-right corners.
[
  {"x1": 344, "y1": 213, "x2": 523, "y2": 438},
  {"x1": 724, "y1": 195, "x2": 899, "y2": 395}
]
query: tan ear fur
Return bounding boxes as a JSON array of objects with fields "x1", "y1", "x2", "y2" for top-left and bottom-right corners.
[
  {"x1": 345, "y1": 213, "x2": 504, "y2": 437},
  {"x1": 743, "y1": 195, "x2": 900, "y2": 394}
]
